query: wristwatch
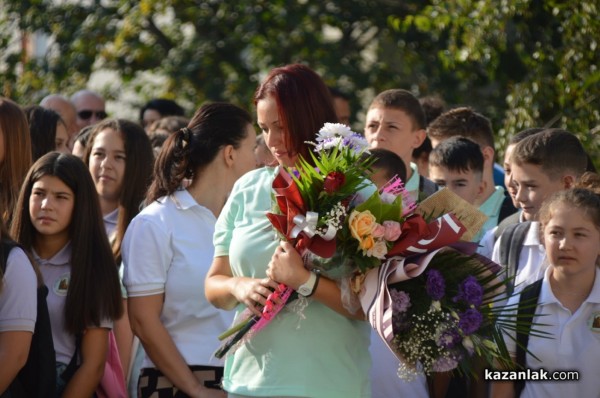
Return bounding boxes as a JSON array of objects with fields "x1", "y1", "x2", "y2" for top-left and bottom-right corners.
[{"x1": 297, "y1": 271, "x2": 320, "y2": 297}]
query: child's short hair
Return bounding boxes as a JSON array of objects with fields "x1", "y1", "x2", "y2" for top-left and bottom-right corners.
[
  {"x1": 539, "y1": 172, "x2": 600, "y2": 234},
  {"x1": 427, "y1": 107, "x2": 494, "y2": 148},
  {"x1": 370, "y1": 89, "x2": 426, "y2": 131},
  {"x1": 369, "y1": 148, "x2": 407, "y2": 182},
  {"x1": 419, "y1": 95, "x2": 446, "y2": 126},
  {"x1": 508, "y1": 127, "x2": 544, "y2": 145},
  {"x1": 511, "y1": 128, "x2": 587, "y2": 180},
  {"x1": 429, "y1": 136, "x2": 484, "y2": 175}
]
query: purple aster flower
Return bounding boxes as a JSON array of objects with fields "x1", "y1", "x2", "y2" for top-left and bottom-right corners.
[
  {"x1": 425, "y1": 269, "x2": 446, "y2": 301},
  {"x1": 390, "y1": 290, "x2": 411, "y2": 313},
  {"x1": 437, "y1": 327, "x2": 461, "y2": 349},
  {"x1": 432, "y1": 356, "x2": 459, "y2": 372},
  {"x1": 453, "y1": 276, "x2": 484, "y2": 307},
  {"x1": 458, "y1": 308, "x2": 483, "y2": 335},
  {"x1": 392, "y1": 313, "x2": 410, "y2": 333}
]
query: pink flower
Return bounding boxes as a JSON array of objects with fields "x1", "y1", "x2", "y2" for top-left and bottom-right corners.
[
  {"x1": 372, "y1": 223, "x2": 385, "y2": 238},
  {"x1": 368, "y1": 239, "x2": 388, "y2": 259},
  {"x1": 383, "y1": 220, "x2": 402, "y2": 241}
]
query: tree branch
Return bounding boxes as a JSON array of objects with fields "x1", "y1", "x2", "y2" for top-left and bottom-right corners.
[{"x1": 144, "y1": 17, "x2": 173, "y2": 52}]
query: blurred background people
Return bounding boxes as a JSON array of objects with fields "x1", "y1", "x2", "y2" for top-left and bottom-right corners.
[
  {"x1": 139, "y1": 98, "x2": 185, "y2": 131},
  {"x1": 71, "y1": 90, "x2": 107, "y2": 131},
  {"x1": 40, "y1": 94, "x2": 79, "y2": 149},
  {"x1": 23, "y1": 105, "x2": 70, "y2": 160}
]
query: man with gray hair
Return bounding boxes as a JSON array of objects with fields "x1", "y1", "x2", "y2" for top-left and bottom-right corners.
[{"x1": 71, "y1": 89, "x2": 107, "y2": 130}]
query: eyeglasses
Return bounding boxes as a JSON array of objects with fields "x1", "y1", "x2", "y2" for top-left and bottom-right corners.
[{"x1": 77, "y1": 110, "x2": 108, "y2": 120}]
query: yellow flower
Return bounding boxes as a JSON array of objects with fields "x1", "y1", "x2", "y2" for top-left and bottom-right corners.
[
  {"x1": 360, "y1": 235, "x2": 375, "y2": 251},
  {"x1": 349, "y1": 210, "x2": 377, "y2": 242}
]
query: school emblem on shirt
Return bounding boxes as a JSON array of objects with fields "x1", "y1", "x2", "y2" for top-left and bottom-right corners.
[
  {"x1": 590, "y1": 311, "x2": 600, "y2": 333},
  {"x1": 53, "y1": 273, "x2": 70, "y2": 296}
]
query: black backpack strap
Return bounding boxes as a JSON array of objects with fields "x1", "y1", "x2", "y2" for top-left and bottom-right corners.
[
  {"x1": 514, "y1": 279, "x2": 543, "y2": 397},
  {"x1": 494, "y1": 212, "x2": 520, "y2": 241},
  {"x1": 60, "y1": 333, "x2": 83, "y2": 383},
  {"x1": 0, "y1": 239, "x2": 18, "y2": 272},
  {"x1": 499, "y1": 221, "x2": 532, "y2": 296}
]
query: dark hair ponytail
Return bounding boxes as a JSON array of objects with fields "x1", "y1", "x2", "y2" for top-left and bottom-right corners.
[{"x1": 146, "y1": 102, "x2": 252, "y2": 203}]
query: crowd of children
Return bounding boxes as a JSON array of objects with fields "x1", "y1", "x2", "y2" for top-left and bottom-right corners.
[{"x1": 0, "y1": 63, "x2": 598, "y2": 398}]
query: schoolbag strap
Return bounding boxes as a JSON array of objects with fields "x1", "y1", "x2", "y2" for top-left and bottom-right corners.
[
  {"x1": 499, "y1": 223, "x2": 517, "y2": 268},
  {"x1": 494, "y1": 212, "x2": 520, "y2": 240},
  {"x1": 60, "y1": 332, "x2": 83, "y2": 383},
  {"x1": 514, "y1": 279, "x2": 543, "y2": 398},
  {"x1": 499, "y1": 221, "x2": 531, "y2": 297},
  {"x1": 0, "y1": 239, "x2": 18, "y2": 273},
  {"x1": 507, "y1": 222, "x2": 531, "y2": 296}
]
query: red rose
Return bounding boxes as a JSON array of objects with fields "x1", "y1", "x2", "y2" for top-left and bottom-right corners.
[{"x1": 323, "y1": 171, "x2": 346, "y2": 194}]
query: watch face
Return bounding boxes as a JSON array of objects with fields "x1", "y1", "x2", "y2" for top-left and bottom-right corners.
[{"x1": 298, "y1": 286, "x2": 312, "y2": 296}]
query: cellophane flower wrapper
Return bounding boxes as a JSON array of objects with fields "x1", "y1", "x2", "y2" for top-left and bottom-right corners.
[{"x1": 358, "y1": 233, "x2": 549, "y2": 381}]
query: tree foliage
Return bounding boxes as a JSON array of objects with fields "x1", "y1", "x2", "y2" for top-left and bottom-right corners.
[{"x1": 1, "y1": 0, "x2": 597, "y2": 160}]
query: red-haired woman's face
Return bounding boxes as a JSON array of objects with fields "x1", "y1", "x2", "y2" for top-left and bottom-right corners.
[{"x1": 257, "y1": 95, "x2": 297, "y2": 168}]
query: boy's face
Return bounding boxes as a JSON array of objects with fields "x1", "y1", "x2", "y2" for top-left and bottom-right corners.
[
  {"x1": 364, "y1": 106, "x2": 424, "y2": 165},
  {"x1": 510, "y1": 162, "x2": 567, "y2": 221},
  {"x1": 429, "y1": 165, "x2": 484, "y2": 204}
]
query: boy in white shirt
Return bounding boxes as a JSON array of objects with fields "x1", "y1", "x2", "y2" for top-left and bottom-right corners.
[{"x1": 492, "y1": 129, "x2": 588, "y2": 293}]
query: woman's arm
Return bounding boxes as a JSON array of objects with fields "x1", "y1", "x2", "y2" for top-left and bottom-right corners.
[
  {"x1": 113, "y1": 298, "x2": 133, "y2": 380},
  {"x1": 205, "y1": 256, "x2": 280, "y2": 317},
  {"x1": 128, "y1": 294, "x2": 214, "y2": 398},
  {"x1": 267, "y1": 241, "x2": 365, "y2": 320},
  {"x1": 0, "y1": 331, "x2": 32, "y2": 393},
  {"x1": 62, "y1": 327, "x2": 108, "y2": 398}
]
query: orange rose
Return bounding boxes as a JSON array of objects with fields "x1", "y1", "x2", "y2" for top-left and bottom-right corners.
[
  {"x1": 349, "y1": 210, "x2": 376, "y2": 242},
  {"x1": 359, "y1": 235, "x2": 375, "y2": 251}
]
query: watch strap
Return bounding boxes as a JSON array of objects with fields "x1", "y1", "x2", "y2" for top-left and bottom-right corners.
[{"x1": 305, "y1": 271, "x2": 321, "y2": 297}]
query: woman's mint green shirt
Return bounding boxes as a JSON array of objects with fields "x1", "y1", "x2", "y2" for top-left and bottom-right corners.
[{"x1": 214, "y1": 167, "x2": 371, "y2": 398}]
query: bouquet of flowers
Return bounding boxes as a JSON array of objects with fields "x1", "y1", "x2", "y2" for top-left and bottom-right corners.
[
  {"x1": 215, "y1": 123, "x2": 400, "y2": 357},
  {"x1": 359, "y1": 242, "x2": 515, "y2": 380},
  {"x1": 215, "y1": 123, "x2": 534, "y2": 380}
]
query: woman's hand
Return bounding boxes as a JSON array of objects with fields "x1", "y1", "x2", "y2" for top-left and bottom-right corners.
[
  {"x1": 232, "y1": 277, "x2": 280, "y2": 317},
  {"x1": 267, "y1": 241, "x2": 310, "y2": 290}
]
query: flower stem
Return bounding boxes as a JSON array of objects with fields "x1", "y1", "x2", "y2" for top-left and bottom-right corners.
[{"x1": 218, "y1": 317, "x2": 254, "y2": 341}]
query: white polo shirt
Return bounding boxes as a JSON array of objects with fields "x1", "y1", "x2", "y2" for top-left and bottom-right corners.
[
  {"x1": 36, "y1": 243, "x2": 113, "y2": 365},
  {"x1": 0, "y1": 248, "x2": 37, "y2": 333},
  {"x1": 122, "y1": 189, "x2": 233, "y2": 368},
  {"x1": 503, "y1": 267, "x2": 600, "y2": 397}
]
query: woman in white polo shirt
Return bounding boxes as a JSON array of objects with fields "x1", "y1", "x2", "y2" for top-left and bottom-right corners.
[{"x1": 122, "y1": 102, "x2": 257, "y2": 398}]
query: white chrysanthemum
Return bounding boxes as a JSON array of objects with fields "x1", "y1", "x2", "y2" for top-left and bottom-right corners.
[
  {"x1": 314, "y1": 137, "x2": 343, "y2": 152},
  {"x1": 347, "y1": 134, "x2": 369, "y2": 151},
  {"x1": 317, "y1": 123, "x2": 354, "y2": 142}
]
